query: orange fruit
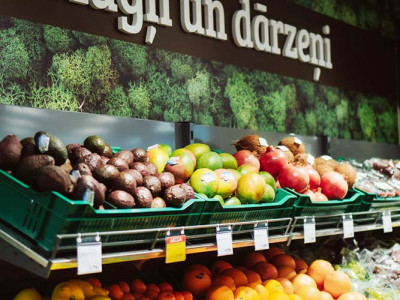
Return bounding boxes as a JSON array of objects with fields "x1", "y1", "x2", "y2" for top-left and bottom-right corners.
[
  {"x1": 296, "y1": 285, "x2": 322, "y2": 300},
  {"x1": 263, "y1": 279, "x2": 284, "y2": 294},
  {"x1": 157, "y1": 291, "x2": 175, "y2": 300},
  {"x1": 276, "y1": 278, "x2": 294, "y2": 294},
  {"x1": 107, "y1": 284, "x2": 124, "y2": 299},
  {"x1": 243, "y1": 252, "x2": 267, "y2": 269},
  {"x1": 307, "y1": 260, "x2": 335, "y2": 287},
  {"x1": 277, "y1": 266, "x2": 297, "y2": 280},
  {"x1": 205, "y1": 285, "x2": 234, "y2": 300},
  {"x1": 234, "y1": 286, "x2": 261, "y2": 300},
  {"x1": 294, "y1": 258, "x2": 308, "y2": 274},
  {"x1": 244, "y1": 270, "x2": 262, "y2": 284},
  {"x1": 291, "y1": 274, "x2": 317, "y2": 293},
  {"x1": 269, "y1": 292, "x2": 290, "y2": 300},
  {"x1": 221, "y1": 268, "x2": 248, "y2": 287},
  {"x1": 247, "y1": 283, "x2": 270, "y2": 300},
  {"x1": 147, "y1": 284, "x2": 160, "y2": 293},
  {"x1": 181, "y1": 291, "x2": 193, "y2": 300},
  {"x1": 186, "y1": 264, "x2": 212, "y2": 277},
  {"x1": 159, "y1": 282, "x2": 173, "y2": 293},
  {"x1": 173, "y1": 291, "x2": 184, "y2": 300},
  {"x1": 265, "y1": 247, "x2": 285, "y2": 260},
  {"x1": 182, "y1": 269, "x2": 212, "y2": 298},
  {"x1": 253, "y1": 261, "x2": 278, "y2": 281},
  {"x1": 320, "y1": 291, "x2": 334, "y2": 300},
  {"x1": 323, "y1": 271, "x2": 351, "y2": 299},
  {"x1": 337, "y1": 292, "x2": 367, "y2": 300},
  {"x1": 146, "y1": 289, "x2": 160, "y2": 300},
  {"x1": 119, "y1": 281, "x2": 130, "y2": 294},
  {"x1": 212, "y1": 275, "x2": 236, "y2": 291},
  {"x1": 271, "y1": 254, "x2": 296, "y2": 269},
  {"x1": 131, "y1": 279, "x2": 147, "y2": 294},
  {"x1": 211, "y1": 260, "x2": 233, "y2": 276}
]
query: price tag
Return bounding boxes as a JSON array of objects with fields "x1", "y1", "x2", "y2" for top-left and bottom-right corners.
[
  {"x1": 383, "y1": 211, "x2": 393, "y2": 233},
  {"x1": 71, "y1": 170, "x2": 82, "y2": 180},
  {"x1": 167, "y1": 157, "x2": 180, "y2": 166},
  {"x1": 277, "y1": 145, "x2": 289, "y2": 152},
  {"x1": 343, "y1": 215, "x2": 354, "y2": 238},
  {"x1": 147, "y1": 144, "x2": 159, "y2": 150},
  {"x1": 259, "y1": 137, "x2": 268, "y2": 147},
  {"x1": 321, "y1": 155, "x2": 332, "y2": 161},
  {"x1": 77, "y1": 236, "x2": 102, "y2": 275},
  {"x1": 303, "y1": 219, "x2": 316, "y2": 244},
  {"x1": 165, "y1": 234, "x2": 186, "y2": 264},
  {"x1": 83, "y1": 188, "x2": 95, "y2": 206},
  {"x1": 202, "y1": 173, "x2": 215, "y2": 183},
  {"x1": 37, "y1": 134, "x2": 50, "y2": 153},
  {"x1": 254, "y1": 226, "x2": 269, "y2": 251},
  {"x1": 294, "y1": 137, "x2": 302, "y2": 145},
  {"x1": 216, "y1": 227, "x2": 233, "y2": 256},
  {"x1": 307, "y1": 154, "x2": 315, "y2": 165}
]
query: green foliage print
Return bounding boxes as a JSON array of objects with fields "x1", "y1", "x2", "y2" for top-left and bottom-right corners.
[
  {"x1": 127, "y1": 83, "x2": 151, "y2": 119},
  {"x1": 44, "y1": 25, "x2": 75, "y2": 53},
  {"x1": 103, "y1": 86, "x2": 130, "y2": 117},
  {"x1": 225, "y1": 72, "x2": 258, "y2": 129},
  {"x1": 357, "y1": 99, "x2": 377, "y2": 141}
]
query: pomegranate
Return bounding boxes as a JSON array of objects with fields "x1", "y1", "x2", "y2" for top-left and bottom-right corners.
[
  {"x1": 304, "y1": 189, "x2": 316, "y2": 201},
  {"x1": 278, "y1": 163, "x2": 310, "y2": 193},
  {"x1": 233, "y1": 150, "x2": 260, "y2": 171},
  {"x1": 320, "y1": 171, "x2": 348, "y2": 200},
  {"x1": 314, "y1": 188, "x2": 329, "y2": 202},
  {"x1": 305, "y1": 164, "x2": 321, "y2": 192},
  {"x1": 259, "y1": 146, "x2": 288, "y2": 178}
]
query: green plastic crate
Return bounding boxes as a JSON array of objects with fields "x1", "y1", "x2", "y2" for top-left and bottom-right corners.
[
  {"x1": 196, "y1": 188, "x2": 296, "y2": 233},
  {"x1": 0, "y1": 169, "x2": 205, "y2": 252},
  {"x1": 357, "y1": 189, "x2": 400, "y2": 212},
  {"x1": 289, "y1": 189, "x2": 363, "y2": 217}
]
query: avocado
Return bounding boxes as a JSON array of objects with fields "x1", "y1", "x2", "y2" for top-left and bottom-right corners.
[
  {"x1": 134, "y1": 186, "x2": 153, "y2": 208},
  {"x1": 14, "y1": 154, "x2": 55, "y2": 185},
  {"x1": 60, "y1": 158, "x2": 73, "y2": 174},
  {"x1": 73, "y1": 163, "x2": 92, "y2": 176},
  {"x1": 93, "y1": 164, "x2": 120, "y2": 187},
  {"x1": 151, "y1": 197, "x2": 167, "y2": 208},
  {"x1": 79, "y1": 153, "x2": 103, "y2": 171},
  {"x1": 129, "y1": 162, "x2": 150, "y2": 177},
  {"x1": 107, "y1": 157, "x2": 129, "y2": 172},
  {"x1": 144, "y1": 162, "x2": 159, "y2": 176},
  {"x1": 103, "y1": 144, "x2": 113, "y2": 158},
  {"x1": 69, "y1": 147, "x2": 92, "y2": 164},
  {"x1": 107, "y1": 190, "x2": 135, "y2": 208},
  {"x1": 158, "y1": 172, "x2": 175, "y2": 191},
  {"x1": 125, "y1": 169, "x2": 143, "y2": 186},
  {"x1": 142, "y1": 175, "x2": 162, "y2": 197},
  {"x1": 73, "y1": 175, "x2": 106, "y2": 208},
  {"x1": 0, "y1": 134, "x2": 23, "y2": 171},
  {"x1": 20, "y1": 137, "x2": 37, "y2": 157},
  {"x1": 180, "y1": 183, "x2": 195, "y2": 201},
  {"x1": 131, "y1": 148, "x2": 147, "y2": 162},
  {"x1": 34, "y1": 131, "x2": 67, "y2": 166},
  {"x1": 84, "y1": 135, "x2": 106, "y2": 155},
  {"x1": 66, "y1": 144, "x2": 81, "y2": 157},
  {"x1": 113, "y1": 150, "x2": 134, "y2": 165},
  {"x1": 164, "y1": 185, "x2": 186, "y2": 207},
  {"x1": 36, "y1": 165, "x2": 74, "y2": 196},
  {"x1": 112, "y1": 171, "x2": 137, "y2": 196}
]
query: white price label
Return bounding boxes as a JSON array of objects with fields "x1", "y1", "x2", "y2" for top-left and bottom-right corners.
[
  {"x1": 343, "y1": 216, "x2": 354, "y2": 238},
  {"x1": 307, "y1": 154, "x2": 315, "y2": 165},
  {"x1": 216, "y1": 231, "x2": 233, "y2": 256},
  {"x1": 37, "y1": 134, "x2": 50, "y2": 153},
  {"x1": 77, "y1": 241, "x2": 102, "y2": 275},
  {"x1": 294, "y1": 137, "x2": 302, "y2": 145},
  {"x1": 304, "y1": 222, "x2": 316, "y2": 244},
  {"x1": 202, "y1": 173, "x2": 215, "y2": 183},
  {"x1": 147, "y1": 144, "x2": 159, "y2": 150},
  {"x1": 254, "y1": 227, "x2": 269, "y2": 251},
  {"x1": 383, "y1": 212, "x2": 393, "y2": 233},
  {"x1": 259, "y1": 137, "x2": 268, "y2": 147},
  {"x1": 321, "y1": 155, "x2": 332, "y2": 161},
  {"x1": 277, "y1": 145, "x2": 289, "y2": 152}
]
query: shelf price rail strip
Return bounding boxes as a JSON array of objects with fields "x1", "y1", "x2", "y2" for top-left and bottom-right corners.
[
  {"x1": 49, "y1": 217, "x2": 293, "y2": 271},
  {"x1": 287, "y1": 208, "x2": 400, "y2": 246}
]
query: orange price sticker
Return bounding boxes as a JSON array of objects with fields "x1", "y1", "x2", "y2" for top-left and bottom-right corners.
[{"x1": 165, "y1": 235, "x2": 186, "y2": 264}]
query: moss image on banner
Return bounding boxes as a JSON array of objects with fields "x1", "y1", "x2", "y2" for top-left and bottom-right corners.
[{"x1": 0, "y1": 16, "x2": 397, "y2": 144}]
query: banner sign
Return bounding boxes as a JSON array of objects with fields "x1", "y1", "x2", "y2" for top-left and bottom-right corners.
[{"x1": 0, "y1": 0, "x2": 396, "y2": 98}]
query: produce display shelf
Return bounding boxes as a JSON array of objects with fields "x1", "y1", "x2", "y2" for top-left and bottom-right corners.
[{"x1": 357, "y1": 188, "x2": 400, "y2": 212}]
